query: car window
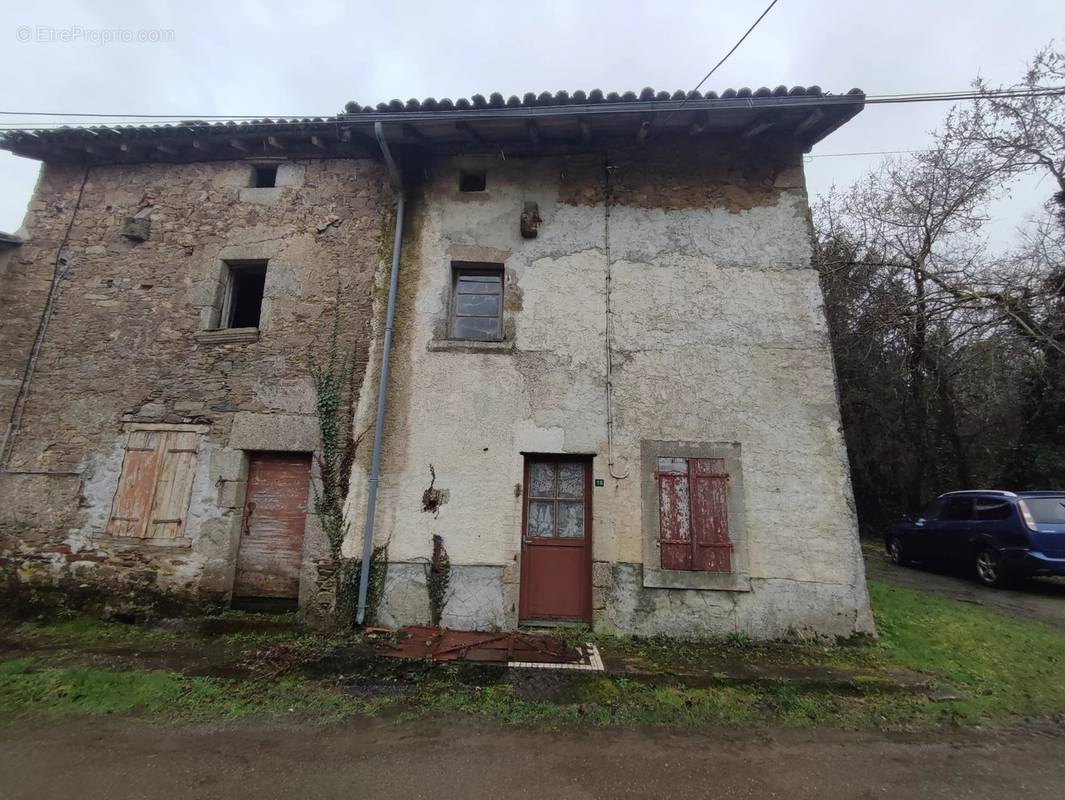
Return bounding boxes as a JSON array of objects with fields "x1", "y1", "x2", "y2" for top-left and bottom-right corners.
[
  {"x1": 942, "y1": 497, "x2": 974, "y2": 521},
  {"x1": 1021, "y1": 497, "x2": 1065, "y2": 524},
  {"x1": 920, "y1": 498, "x2": 947, "y2": 521},
  {"x1": 975, "y1": 497, "x2": 1014, "y2": 521}
]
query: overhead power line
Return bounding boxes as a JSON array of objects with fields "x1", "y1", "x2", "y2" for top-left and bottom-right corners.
[
  {"x1": 661, "y1": 0, "x2": 782, "y2": 125},
  {"x1": 688, "y1": 0, "x2": 782, "y2": 98}
]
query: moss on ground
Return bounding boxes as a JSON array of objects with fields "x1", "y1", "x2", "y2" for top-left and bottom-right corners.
[{"x1": 3, "y1": 578, "x2": 1065, "y2": 730}]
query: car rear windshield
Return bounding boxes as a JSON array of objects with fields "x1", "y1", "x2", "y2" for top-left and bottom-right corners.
[{"x1": 1022, "y1": 497, "x2": 1065, "y2": 524}]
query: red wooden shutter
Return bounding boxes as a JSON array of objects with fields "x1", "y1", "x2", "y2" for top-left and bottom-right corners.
[
  {"x1": 656, "y1": 458, "x2": 693, "y2": 570},
  {"x1": 690, "y1": 458, "x2": 732, "y2": 572}
]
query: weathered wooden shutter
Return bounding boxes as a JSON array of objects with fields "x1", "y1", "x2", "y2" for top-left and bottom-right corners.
[
  {"x1": 656, "y1": 458, "x2": 693, "y2": 570},
  {"x1": 107, "y1": 430, "x2": 164, "y2": 537},
  {"x1": 107, "y1": 429, "x2": 200, "y2": 539},
  {"x1": 146, "y1": 431, "x2": 200, "y2": 538},
  {"x1": 690, "y1": 458, "x2": 732, "y2": 572}
]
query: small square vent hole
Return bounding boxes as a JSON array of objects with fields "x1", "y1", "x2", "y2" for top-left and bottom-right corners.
[{"x1": 459, "y1": 171, "x2": 486, "y2": 192}]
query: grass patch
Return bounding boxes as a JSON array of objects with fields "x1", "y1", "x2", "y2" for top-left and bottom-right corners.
[
  {"x1": 4, "y1": 578, "x2": 1065, "y2": 730},
  {"x1": 0, "y1": 658, "x2": 369, "y2": 721},
  {"x1": 404, "y1": 669, "x2": 766, "y2": 728},
  {"x1": 13, "y1": 615, "x2": 177, "y2": 648},
  {"x1": 868, "y1": 579, "x2": 1065, "y2": 723}
]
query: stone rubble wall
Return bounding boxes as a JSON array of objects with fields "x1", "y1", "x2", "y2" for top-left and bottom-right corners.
[{"x1": 0, "y1": 158, "x2": 391, "y2": 618}]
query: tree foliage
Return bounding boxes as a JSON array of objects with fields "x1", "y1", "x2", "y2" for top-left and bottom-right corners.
[{"x1": 816, "y1": 45, "x2": 1065, "y2": 531}]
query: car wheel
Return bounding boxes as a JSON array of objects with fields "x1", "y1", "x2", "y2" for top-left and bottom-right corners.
[
  {"x1": 887, "y1": 537, "x2": 910, "y2": 566},
  {"x1": 974, "y1": 548, "x2": 1008, "y2": 588}
]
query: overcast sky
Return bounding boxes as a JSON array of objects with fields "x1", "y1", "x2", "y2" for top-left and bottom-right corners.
[{"x1": 2, "y1": 0, "x2": 1062, "y2": 248}]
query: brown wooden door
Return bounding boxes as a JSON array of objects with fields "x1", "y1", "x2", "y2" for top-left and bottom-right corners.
[
  {"x1": 519, "y1": 456, "x2": 592, "y2": 622},
  {"x1": 233, "y1": 452, "x2": 312, "y2": 601}
]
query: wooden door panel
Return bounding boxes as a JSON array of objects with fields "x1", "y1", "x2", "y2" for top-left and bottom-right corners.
[
  {"x1": 233, "y1": 453, "x2": 311, "y2": 600},
  {"x1": 519, "y1": 457, "x2": 592, "y2": 622}
]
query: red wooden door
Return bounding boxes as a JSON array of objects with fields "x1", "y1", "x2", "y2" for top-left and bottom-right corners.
[
  {"x1": 233, "y1": 452, "x2": 312, "y2": 600},
  {"x1": 519, "y1": 457, "x2": 592, "y2": 622}
]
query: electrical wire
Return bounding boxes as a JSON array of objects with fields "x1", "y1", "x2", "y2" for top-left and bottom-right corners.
[
  {"x1": 659, "y1": 0, "x2": 782, "y2": 127},
  {"x1": 688, "y1": 0, "x2": 782, "y2": 98}
]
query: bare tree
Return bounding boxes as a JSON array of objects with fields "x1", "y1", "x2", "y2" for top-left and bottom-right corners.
[
  {"x1": 818, "y1": 47, "x2": 1065, "y2": 526},
  {"x1": 955, "y1": 44, "x2": 1065, "y2": 225},
  {"x1": 817, "y1": 125, "x2": 1007, "y2": 509}
]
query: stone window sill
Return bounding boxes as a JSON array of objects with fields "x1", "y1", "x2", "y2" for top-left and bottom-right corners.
[
  {"x1": 195, "y1": 327, "x2": 260, "y2": 345},
  {"x1": 427, "y1": 338, "x2": 514, "y2": 354},
  {"x1": 642, "y1": 567, "x2": 751, "y2": 592},
  {"x1": 238, "y1": 187, "x2": 285, "y2": 205}
]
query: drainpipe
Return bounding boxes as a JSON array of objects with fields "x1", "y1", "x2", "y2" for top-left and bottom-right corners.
[
  {"x1": 356, "y1": 122, "x2": 404, "y2": 625},
  {"x1": 603, "y1": 158, "x2": 629, "y2": 481}
]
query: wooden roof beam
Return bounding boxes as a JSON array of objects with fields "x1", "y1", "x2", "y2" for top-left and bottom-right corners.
[
  {"x1": 401, "y1": 123, "x2": 431, "y2": 146},
  {"x1": 742, "y1": 118, "x2": 776, "y2": 139},
  {"x1": 578, "y1": 118, "x2": 592, "y2": 144},
  {"x1": 455, "y1": 120, "x2": 488, "y2": 148},
  {"x1": 792, "y1": 109, "x2": 825, "y2": 139},
  {"x1": 636, "y1": 116, "x2": 654, "y2": 142},
  {"x1": 689, "y1": 111, "x2": 710, "y2": 136}
]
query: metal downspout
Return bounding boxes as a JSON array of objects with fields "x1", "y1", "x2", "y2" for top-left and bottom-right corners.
[{"x1": 356, "y1": 122, "x2": 404, "y2": 625}]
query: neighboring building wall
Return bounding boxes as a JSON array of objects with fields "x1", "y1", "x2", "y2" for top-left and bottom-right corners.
[
  {"x1": 0, "y1": 158, "x2": 391, "y2": 616},
  {"x1": 345, "y1": 138, "x2": 874, "y2": 639}
]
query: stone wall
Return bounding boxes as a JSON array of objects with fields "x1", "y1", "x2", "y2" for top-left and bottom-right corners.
[
  {"x1": 0, "y1": 157, "x2": 391, "y2": 616},
  {"x1": 344, "y1": 136, "x2": 874, "y2": 640}
]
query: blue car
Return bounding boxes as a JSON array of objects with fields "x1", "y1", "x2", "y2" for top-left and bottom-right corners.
[{"x1": 886, "y1": 490, "x2": 1065, "y2": 587}]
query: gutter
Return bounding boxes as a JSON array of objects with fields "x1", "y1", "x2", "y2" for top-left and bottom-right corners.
[{"x1": 355, "y1": 121, "x2": 405, "y2": 625}]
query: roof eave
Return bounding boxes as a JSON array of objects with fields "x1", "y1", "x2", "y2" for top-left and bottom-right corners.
[{"x1": 0, "y1": 93, "x2": 864, "y2": 164}]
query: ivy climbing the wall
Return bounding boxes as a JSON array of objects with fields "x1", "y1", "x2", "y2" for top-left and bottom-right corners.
[
  {"x1": 309, "y1": 285, "x2": 387, "y2": 627},
  {"x1": 426, "y1": 534, "x2": 451, "y2": 628}
]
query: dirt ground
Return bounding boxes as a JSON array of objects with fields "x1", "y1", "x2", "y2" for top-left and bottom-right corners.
[
  {"x1": 3, "y1": 716, "x2": 1064, "y2": 799},
  {"x1": 863, "y1": 542, "x2": 1065, "y2": 628}
]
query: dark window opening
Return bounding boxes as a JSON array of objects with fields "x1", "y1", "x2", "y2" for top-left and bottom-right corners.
[
  {"x1": 227, "y1": 263, "x2": 267, "y2": 329},
  {"x1": 450, "y1": 264, "x2": 503, "y2": 340},
  {"x1": 252, "y1": 165, "x2": 278, "y2": 188},
  {"x1": 459, "y1": 171, "x2": 486, "y2": 192}
]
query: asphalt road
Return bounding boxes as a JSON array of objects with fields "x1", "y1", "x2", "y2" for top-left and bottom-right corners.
[
  {"x1": 863, "y1": 542, "x2": 1065, "y2": 628},
  {"x1": 3, "y1": 716, "x2": 1065, "y2": 799}
]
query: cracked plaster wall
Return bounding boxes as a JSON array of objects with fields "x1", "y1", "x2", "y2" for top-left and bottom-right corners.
[{"x1": 345, "y1": 140, "x2": 873, "y2": 639}]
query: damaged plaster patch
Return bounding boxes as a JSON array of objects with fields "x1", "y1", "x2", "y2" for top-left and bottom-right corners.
[{"x1": 421, "y1": 464, "x2": 448, "y2": 516}]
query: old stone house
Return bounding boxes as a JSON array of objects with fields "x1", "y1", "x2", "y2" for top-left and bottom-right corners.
[{"x1": 0, "y1": 86, "x2": 874, "y2": 639}]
